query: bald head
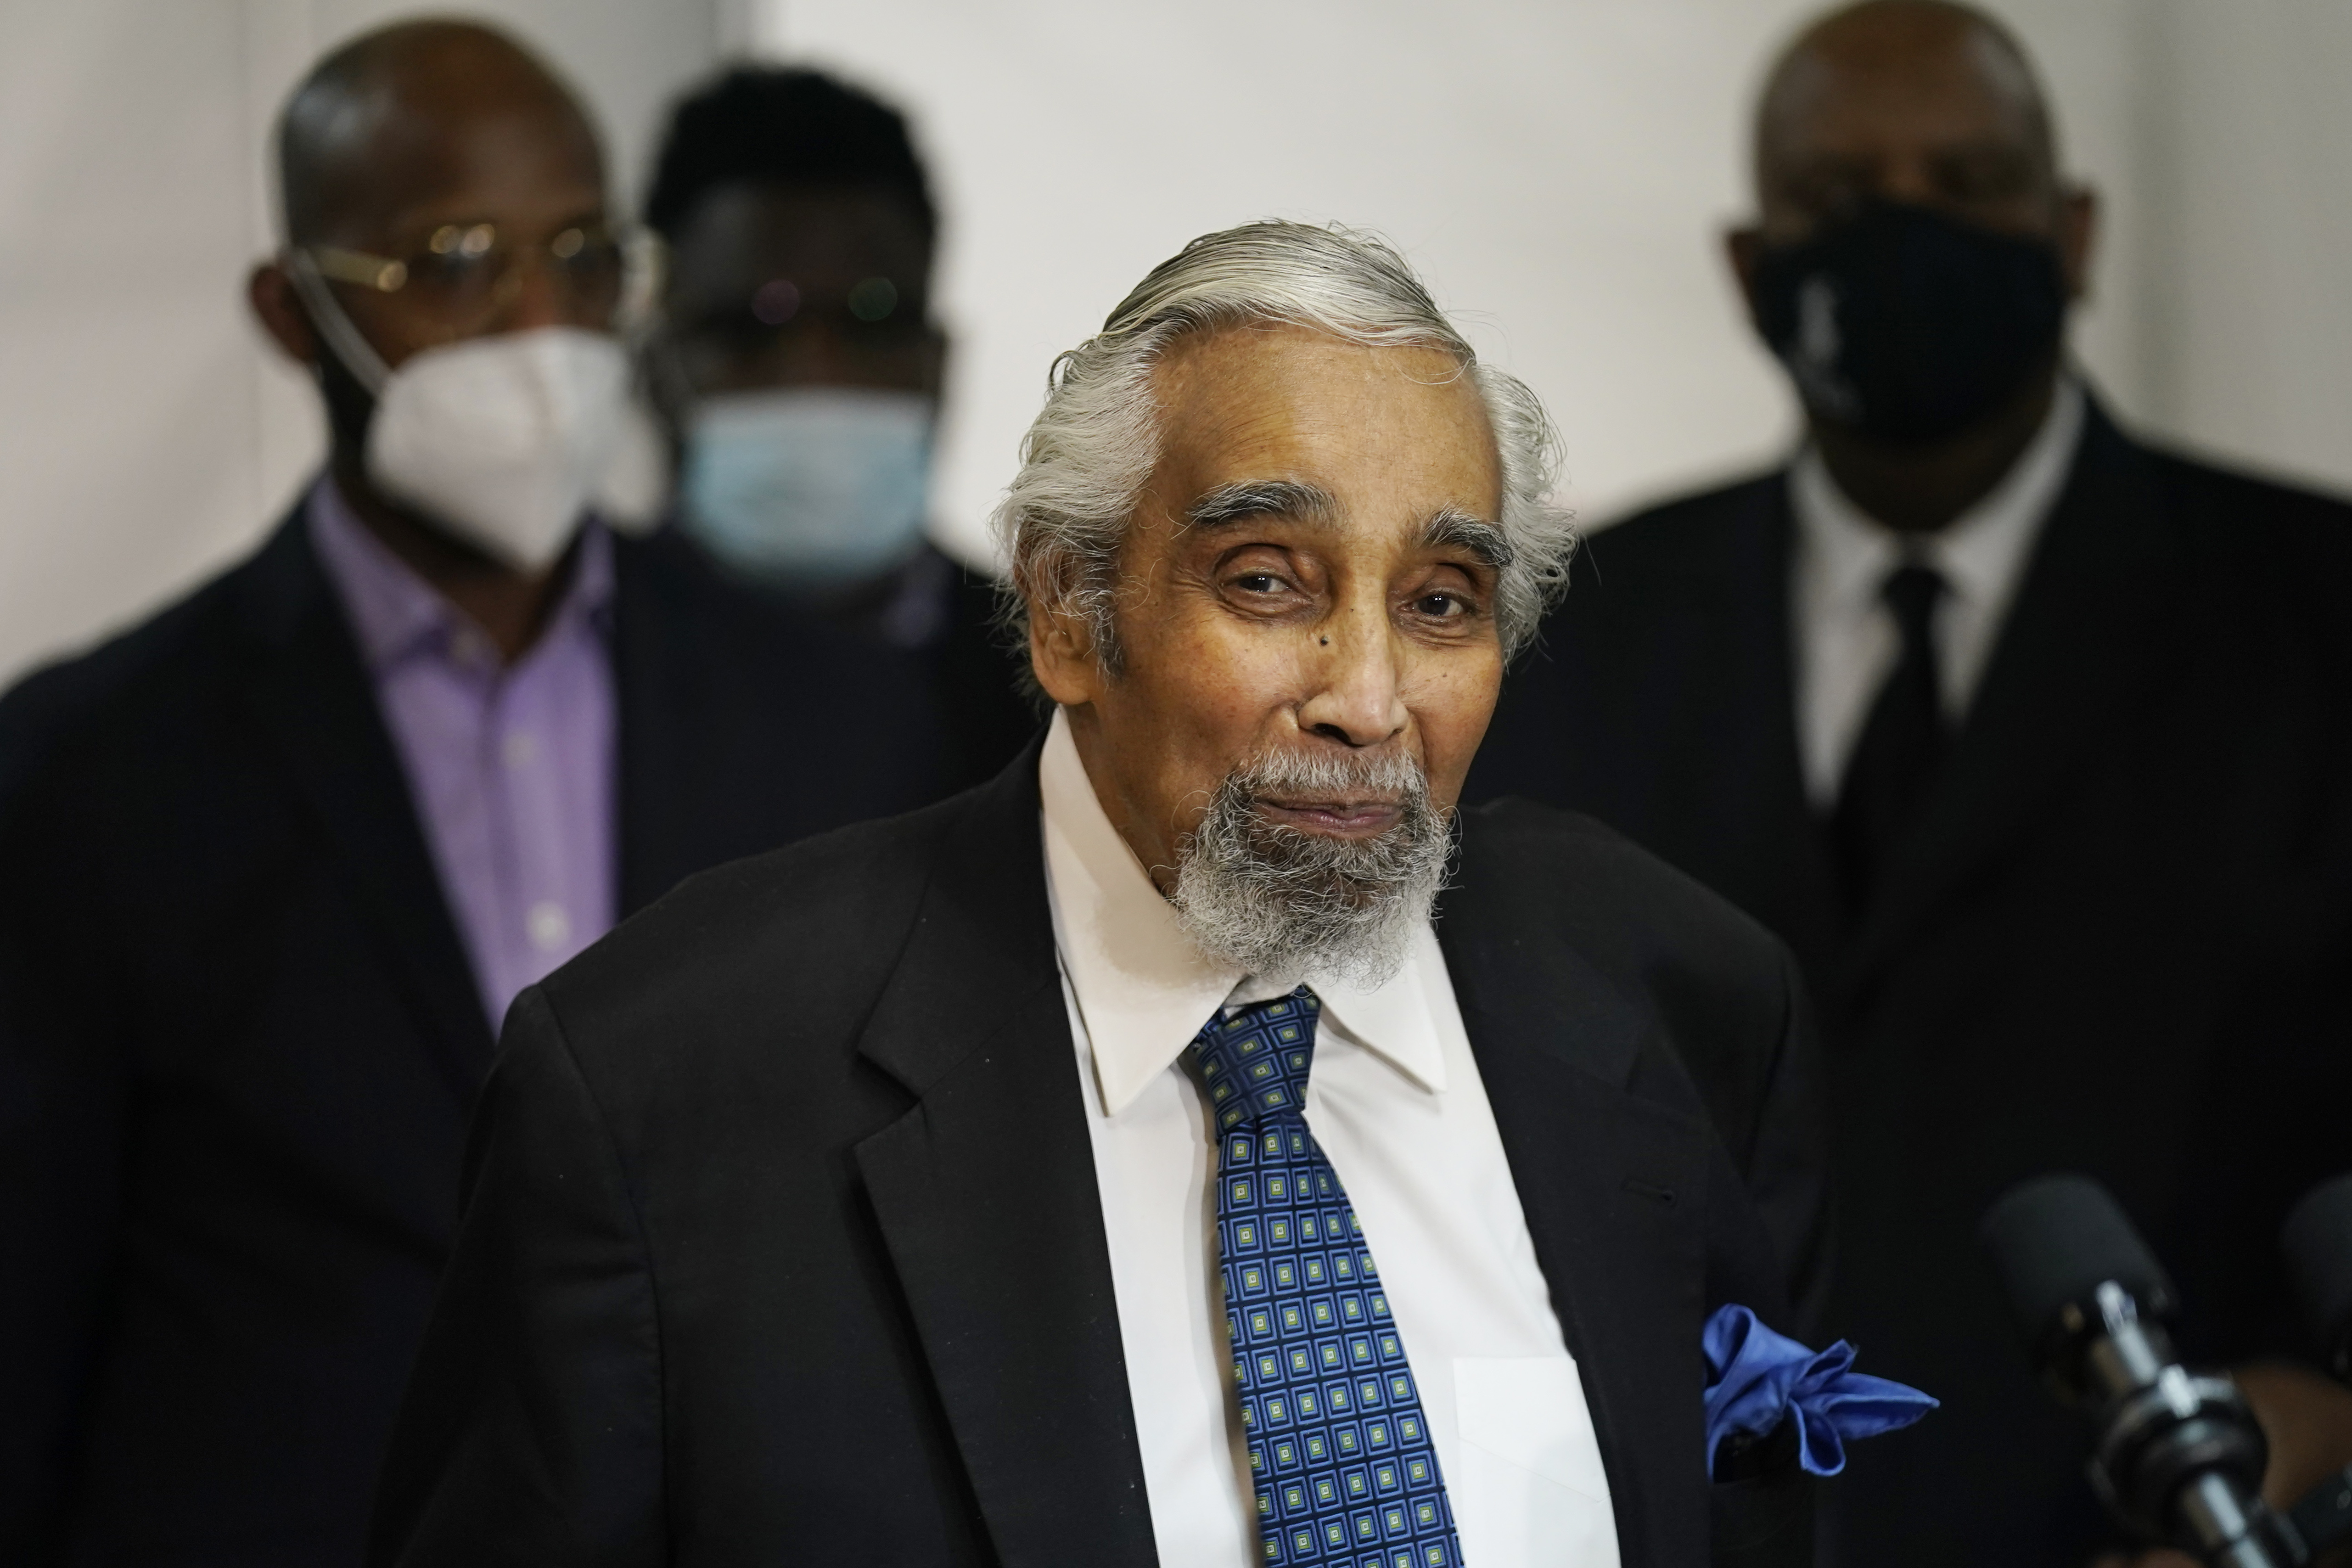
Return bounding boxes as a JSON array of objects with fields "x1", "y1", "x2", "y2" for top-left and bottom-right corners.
[
  {"x1": 1750, "y1": 0, "x2": 2066, "y2": 247},
  {"x1": 277, "y1": 20, "x2": 602, "y2": 249}
]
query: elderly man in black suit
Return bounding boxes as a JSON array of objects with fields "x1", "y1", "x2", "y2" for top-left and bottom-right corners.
[
  {"x1": 1471, "y1": 4, "x2": 2352, "y2": 1564},
  {"x1": 368, "y1": 221, "x2": 1844, "y2": 1567},
  {"x1": 0, "y1": 22, "x2": 949, "y2": 1566}
]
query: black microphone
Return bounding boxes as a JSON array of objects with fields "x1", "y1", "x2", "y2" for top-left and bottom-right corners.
[
  {"x1": 2281, "y1": 1174, "x2": 2352, "y2": 1384},
  {"x1": 2278, "y1": 1175, "x2": 2352, "y2": 1557},
  {"x1": 1982, "y1": 1173, "x2": 2302, "y2": 1568}
]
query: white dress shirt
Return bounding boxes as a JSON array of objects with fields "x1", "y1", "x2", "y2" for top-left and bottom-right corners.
[
  {"x1": 1038, "y1": 710, "x2": 1618, "y2": 1568},
  {"x1": 1788, "y1": 377, "x2": 2085, "y2": 806}
]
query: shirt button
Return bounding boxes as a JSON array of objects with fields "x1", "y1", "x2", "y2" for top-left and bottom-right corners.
[
  {"x1": 502, "y1": 731, "x2": 537, "y2": 769},
  {"x1": 526, "y1": 901, "x2": 572, "y2": 953}
]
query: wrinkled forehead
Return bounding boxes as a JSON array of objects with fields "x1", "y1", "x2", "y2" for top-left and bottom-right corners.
[{"x1": 1145, "y1": 324, "x2": 1502, "y2": 530}]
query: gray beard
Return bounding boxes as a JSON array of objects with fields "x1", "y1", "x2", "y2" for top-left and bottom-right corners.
[{"x1": 1168, "y1": 747, "x2": 1454, "y2": 990}]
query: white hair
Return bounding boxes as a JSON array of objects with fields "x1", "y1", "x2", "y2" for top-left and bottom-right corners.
[{"x1": 993, "y1": 220, "x2": 1576, "y2": 673}]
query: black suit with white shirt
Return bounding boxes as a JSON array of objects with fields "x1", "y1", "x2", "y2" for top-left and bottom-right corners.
[
  {"x1": 1469, "y1": 392, "x2": 2352, "y2": 1565},
  {"x1": 368, "y1": 741, "x2": 1830, "y2": 1568}
]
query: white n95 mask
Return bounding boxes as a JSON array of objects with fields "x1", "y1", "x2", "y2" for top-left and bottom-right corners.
[
  {"x1": 679, "y1": 387, "x2": 934, "y2": 589},
  {"x1": 365, "y1": 327, "x2": 631, "y2": 573}
]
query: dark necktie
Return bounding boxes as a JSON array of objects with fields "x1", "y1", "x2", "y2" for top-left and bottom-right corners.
[
  {"x1": 1831, "y1": 562, "x2": 1950, "y2": 915},
  {"x1": 1189, "y1": 987, "x2": 1464, "y2": 1568}
]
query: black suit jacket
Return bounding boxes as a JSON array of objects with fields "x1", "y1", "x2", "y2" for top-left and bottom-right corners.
[
  {"x1": 1470, "y1": 396, "x2": 2352, "y2": 1567},
  {"x1": 367, "y1": 748, "x2": 1830, "y2": 1568},
  {"x1": 677, "y1": 539, "x2": 1042, "y2": 799},
  {"x1": 0, "y1": 510, "x2": 984, "y2": 1566}
]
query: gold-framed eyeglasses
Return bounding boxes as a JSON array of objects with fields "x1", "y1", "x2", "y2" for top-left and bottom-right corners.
[{"x1": 303, "y1": 221, "x2": 659, "y2": 333}]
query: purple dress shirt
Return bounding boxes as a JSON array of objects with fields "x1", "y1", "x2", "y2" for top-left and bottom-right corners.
[{"x1": 307, "y1": 479, "x2": 617, "y2": 1032}]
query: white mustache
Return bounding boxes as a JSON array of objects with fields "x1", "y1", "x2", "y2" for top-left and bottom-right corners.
[{"x1": 1231, "y1": 747, "x2": 1428, "y2": 809}]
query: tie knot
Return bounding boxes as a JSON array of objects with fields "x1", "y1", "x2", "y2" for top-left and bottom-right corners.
[
  {"x1": 1189, "y1": 986, "x2": 1322, "y2": 1132},
  {"x1": 1880, "y1": 562, "x2": 1947, "y2": 641}
]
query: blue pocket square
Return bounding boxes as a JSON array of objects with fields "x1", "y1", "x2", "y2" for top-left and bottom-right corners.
[{"x1": 1703, "y1": 1303, "x2": 1937, "y2": 1477}]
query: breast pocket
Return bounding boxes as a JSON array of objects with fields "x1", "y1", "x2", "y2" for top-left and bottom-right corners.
[{"x1": 1452, "y1": 1356, "x2": 1619, "y2": 1568}]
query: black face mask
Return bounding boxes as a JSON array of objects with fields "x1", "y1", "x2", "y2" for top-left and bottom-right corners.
[{"x1": 1750, "y1": 200, "x2": 2068, "y2": 444}]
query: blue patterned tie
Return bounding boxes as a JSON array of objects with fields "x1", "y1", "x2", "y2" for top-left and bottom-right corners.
[{"x1": 1190, "y1": 986, "x2": 1465, "y2": 1568}]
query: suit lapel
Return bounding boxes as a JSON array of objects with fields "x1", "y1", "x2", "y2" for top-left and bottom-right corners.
[
  {"x1": 1566, "y1": 483, "x2": 1843, "y2": 987},
  {"x1": 1437, "y1": 843, "x2": 1712, "y2": 1568},
  {"x1": 1841, "y1": 401, "x2": 2187, "y2": 994},
  {"x1": 851, "y1": 756, "x2": 1159, "y2": 1568},
  {"x1": 1701, "y1": 483, "x2": 1845, "y2": 984},
  {"x1": 231, "y1": 512, "x2": 493, "y2": 1090}
]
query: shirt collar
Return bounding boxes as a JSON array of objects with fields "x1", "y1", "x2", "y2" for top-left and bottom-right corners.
[
  {"x1": 1038, "y1": 708, "x2": 1448, "y2": 1117},
  {"x1": 1790, "y1": 375, "x2": 2085, "y2": 613},
  {"x1": 305, "y1": 474, "x2": 614, "y2": 675},
  {"x1": 1935, "y1": 375, "x2": 2083, "y2": 606}
]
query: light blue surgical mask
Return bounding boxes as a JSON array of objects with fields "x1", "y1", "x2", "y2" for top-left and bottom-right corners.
[{"x1": 679, "y1": 387, "x2": 934, "y2": 588}]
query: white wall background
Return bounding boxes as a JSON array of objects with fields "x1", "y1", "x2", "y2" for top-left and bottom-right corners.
[
  {"x1": 2128, "y1": 3, "x2": 2352, "y2": 485},
  {"x1": 2, "y1": 0, "x2": 2348, "y2": 684}
]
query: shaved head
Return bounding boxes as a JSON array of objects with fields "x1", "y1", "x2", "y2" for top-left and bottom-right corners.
[
  {"x1": 276, "y1": 20, "x2": 601, "y2": 247},
  {"x1": 1751, "y1": 0, "x2": 2064, "y2": 242}
]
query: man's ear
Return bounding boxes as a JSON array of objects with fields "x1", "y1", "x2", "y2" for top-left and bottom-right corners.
[
  {"x1": 1028, "y1": 598, "x2": 1104, "y2": 709},
  {"x1": 248, "y1": 262, "x2": 318, "y2": 365},
  {"x1": 1723, "y1": 226, "x2": 1767, "y2": 333},
  {"x1": 2057, "y1": 184, "x2": 2099, "y2": 302},
  {"x1": 921, "y1": 323, "x2": 950, "y2": 403}
]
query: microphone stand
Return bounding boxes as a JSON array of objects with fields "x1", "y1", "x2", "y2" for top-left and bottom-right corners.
[{"x1": 2068, "y1": 1282, "x2": 2302, "y2": 1568}]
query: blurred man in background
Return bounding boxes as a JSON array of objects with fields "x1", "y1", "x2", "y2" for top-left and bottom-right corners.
[
  {"x1": 1472, "y1": 1, "x2": 2352, "y2": 1563},
  {"x1": 0, "y1": 22, "x2": 942, "y2": 1565},
  {"x1": 643, "y1": 64, "x2": 1037, "y2": 790}
]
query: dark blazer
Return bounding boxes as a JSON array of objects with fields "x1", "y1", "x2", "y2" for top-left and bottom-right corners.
[
  {"x1": 0, "y1": 509, "x2": 987, "y2": 1566},
  {"x1": 929, "y1": 558, "x2": 1047, "y2": 793},
  {"x1": 1469, "y1": 395, "x2": 2352, "y2": 1567},
  {"x1": 678, "y1": 539, "x2": 1042, "y2": 800},
  {"x1": 365, "y1": 745, "x2": 1829, "y2": 1568}
]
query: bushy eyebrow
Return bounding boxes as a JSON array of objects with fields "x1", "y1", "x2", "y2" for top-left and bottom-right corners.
[
  {"x1": 1422, "y1": 506, "x2": 1513, "y2": 571},
  {"x1": 1183, "y1": 484, "x2": 1509, "y2": 572},
  {"x1": 1184, "y1": 479, "x2": 1340, "y2": 531}
]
